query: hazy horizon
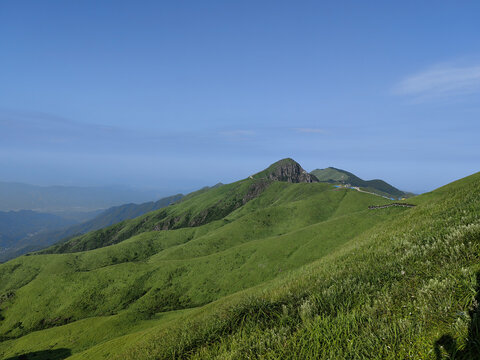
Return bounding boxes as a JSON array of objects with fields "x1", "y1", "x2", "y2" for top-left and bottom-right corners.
[
  {"x1": 2, "y1": 1, "x2": 479, "y2": 195},
  {"x1": 0, "y1": 157, "x2": 476, "y2": 196}
]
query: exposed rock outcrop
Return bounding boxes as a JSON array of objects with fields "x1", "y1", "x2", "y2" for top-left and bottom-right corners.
[
  {"x1": 252, "y1": 158, "x2": 319, "y2": 183},
  {"x1": 242, "y1": 179, "x2": 271, "y2": 203}
]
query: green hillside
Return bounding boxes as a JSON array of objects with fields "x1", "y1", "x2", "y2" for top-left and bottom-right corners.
[
  {"x1": 311, "y1": 167, "x2": 407, "y2": 199},
  {"x1": 0, "y1": 160, "x2": 478, "y2": 359}
]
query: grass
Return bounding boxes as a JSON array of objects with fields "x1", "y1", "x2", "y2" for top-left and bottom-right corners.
[
  {"x1": 39, "y1": 178, "x2": 269, "y2": 253},
  {"x1": 311, "y1": 167, "x2": 406, "y2": 198},
  {"x1": 0, "y1": 167, "x2": 479, "y2": 359}
]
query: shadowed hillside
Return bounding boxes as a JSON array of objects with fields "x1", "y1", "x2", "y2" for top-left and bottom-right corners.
[
  {"x1": 0, "y1": 211, "x2": 76, "y2": 251},
  {"x1": 0, "y1": 194, "x2": 184, "y2": 263}
]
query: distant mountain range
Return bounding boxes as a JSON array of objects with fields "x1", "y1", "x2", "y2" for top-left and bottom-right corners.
[
  {"x1": 0, "y1": 181, "x2": 167, "y2": 212},
  {"x1": 310, "y1": 167, "x2": 409, "y2": 199},
  {"x1": 0, "y1": 210, "x2": 76, "y2": 249},
  {"x1": 0, "y1": 194, "x2": 183, "y2": 262}
]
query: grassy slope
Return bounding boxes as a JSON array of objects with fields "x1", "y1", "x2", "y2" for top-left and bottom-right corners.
[
  {"x1": 2, "y1": 172, "x2": 479, "y2": 359},
  {"x1": 93, "y1": 171, "x2": 479, "y2": 360},
  {"x1": 311, "y1": 167, "x2": 406, "y2": 198},
  {"x1": 310, "y1": 167, "x2": 347, "y2": 182},
  {"x1": 0, "y1": 181, "x2": 394, "y2": 359},
  {"x1": 39, "y1": 179, "x2": 266, "y2": 254},
  {"x1": 61, "y1": 172, "x2": 480, "y2": 359}
]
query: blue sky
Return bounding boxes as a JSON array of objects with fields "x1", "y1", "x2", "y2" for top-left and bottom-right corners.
[{"x1": 1, "y1": 1, "x2": 479, "y2": 194}]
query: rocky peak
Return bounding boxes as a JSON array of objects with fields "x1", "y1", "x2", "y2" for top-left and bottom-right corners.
[{"x1": 252, "y1": 158, "x2": 319, "y2": 183}]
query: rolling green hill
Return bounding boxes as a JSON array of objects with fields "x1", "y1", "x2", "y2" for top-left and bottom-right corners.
[
  {"x1": 39, "y1": 159, "x2": 318, "y2": 255},
  {"x1": 311, "y1": 167, "x2": 407, "y2": 199},
  {"x1": 0, "y1": 159, "x2": 478, "y2": 359}
]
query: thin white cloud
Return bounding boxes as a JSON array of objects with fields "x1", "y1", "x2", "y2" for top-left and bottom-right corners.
[
  {"x1": 0, "y1": 109, "x2": 127, "y2": 135},
  {"x1": 295, "y1": 128, "x2": 325, "y2": 134},
  {"x1": 394, "y1": 63, "x2": 480, "y2": 101},
  {"x1": 219, "y1": 130, "x2": 255, "y2": 137}
]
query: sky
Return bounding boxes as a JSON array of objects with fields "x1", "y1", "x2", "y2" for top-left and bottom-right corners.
[{"x1": 1, "y1": 1, "x2": 479, "y2": 195}]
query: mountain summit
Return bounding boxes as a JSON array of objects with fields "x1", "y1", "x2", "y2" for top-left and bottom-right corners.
[
  {"x1": 252, "y1": 158, "x2": 319, "y2": 183},
  {"x1": 311, "y1": 166, "x2": 406, "y2": 198}
]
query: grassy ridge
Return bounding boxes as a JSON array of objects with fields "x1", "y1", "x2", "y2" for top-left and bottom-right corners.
[
  {"x1": 72, "y1": 171, "x2": 480, "y2": 359},
  {"x1": 1, "y1": 170, "x2": 478, "y2": 359},
  {"x1": 311, "y1": 167, "x2": 406, "y2": 198},
  {"x1": 40, "y1": 178, "x2": 268, "y2": 254},
  {"x1": 0, "y1": 181, "x2": 393, "y2": 358}
]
